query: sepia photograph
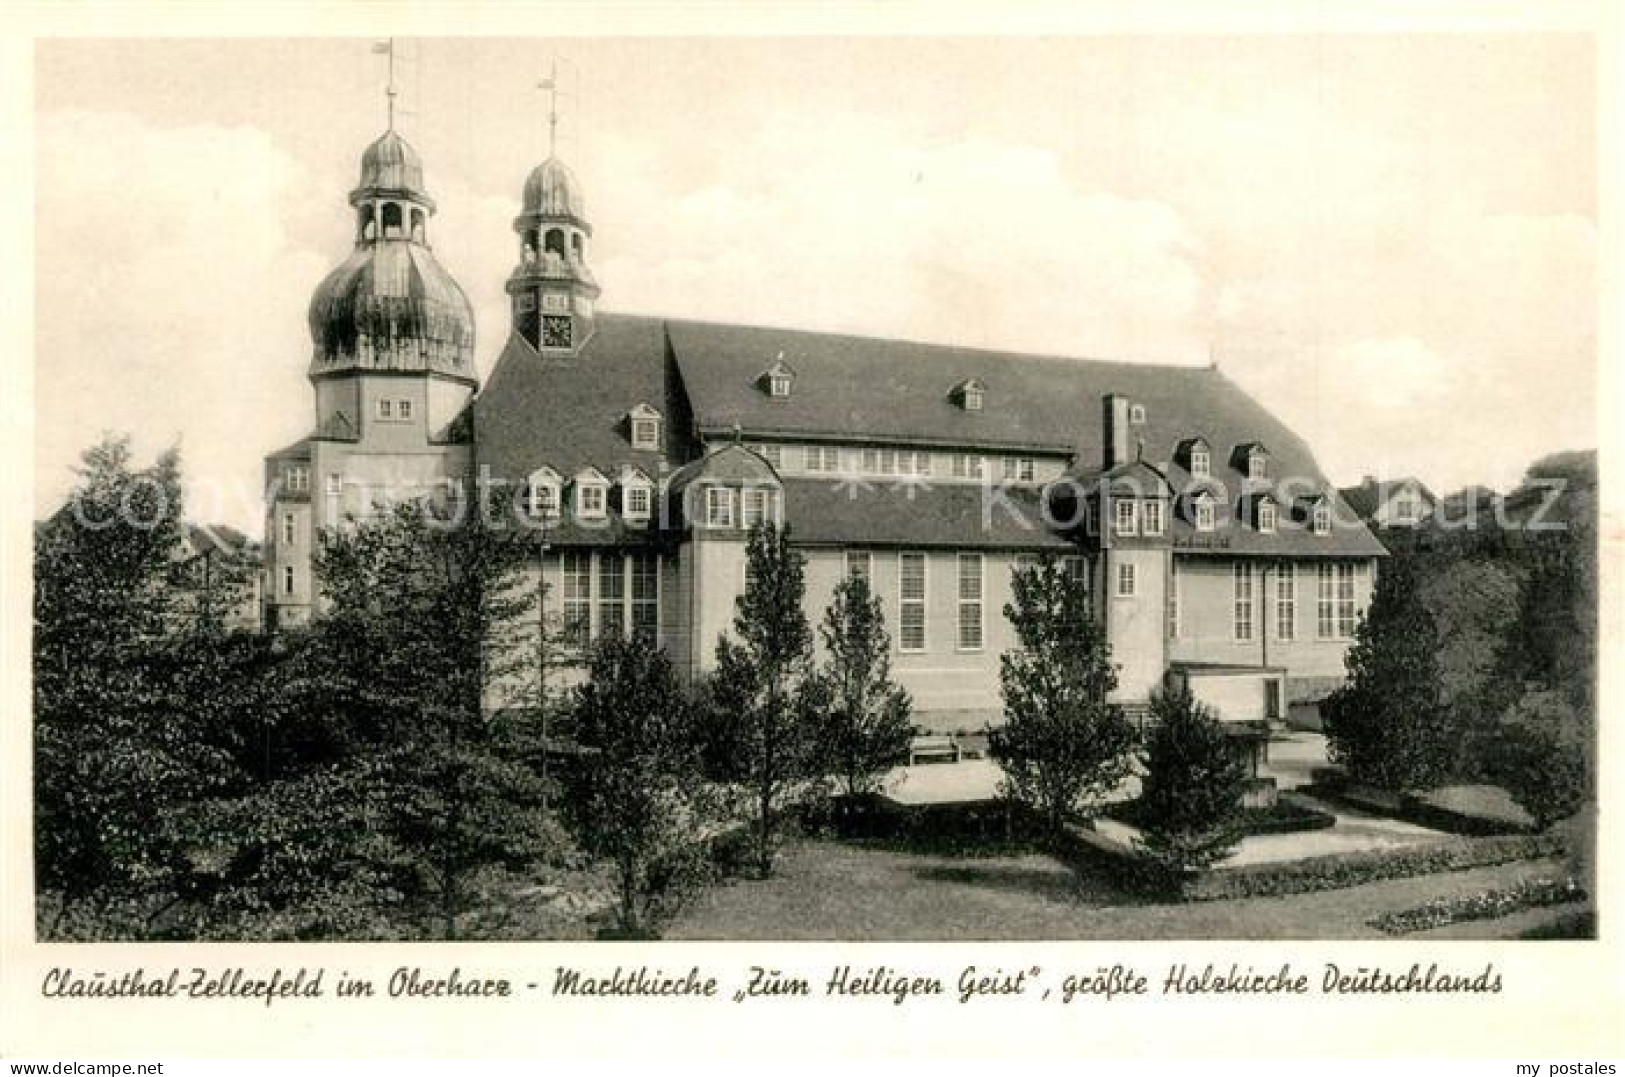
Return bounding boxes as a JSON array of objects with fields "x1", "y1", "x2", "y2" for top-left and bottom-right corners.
[{"x1": 22, "y1": 26, "x2": 1603, "y2": 958}]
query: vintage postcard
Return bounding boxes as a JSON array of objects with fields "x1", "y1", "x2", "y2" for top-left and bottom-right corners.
[{"x1": 1, "y1": 0, "x2": 1619, "y2": 1062}]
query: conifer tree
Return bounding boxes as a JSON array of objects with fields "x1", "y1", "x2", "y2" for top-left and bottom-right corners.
[
  {"x1": 1135, "y1": 683, "x2": 1248, "y2": 870},
  {"x1": 817, "y1": 573, "x2": 913, "y2": 797},
  {"x1": 990, "y1": 557, "x2": 1137, "y2": 835}
]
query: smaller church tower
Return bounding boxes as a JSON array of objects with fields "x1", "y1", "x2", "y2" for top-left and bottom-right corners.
[{"x1": 508, "y1": 77, "x2": 598, "y2": 354}]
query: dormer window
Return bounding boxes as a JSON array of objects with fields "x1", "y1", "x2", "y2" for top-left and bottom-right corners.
[
  {"x1": 1129, "y1": 404, "x2": 1147, "y2": 424},
  {"x1": 1258, "y1": 501, "x2": 1277, "y2": 533},
  {"x1": 574, "y1": 468, "x2": 609, "y2": 519},
  {"x1": 1248, "y1": 453, "x2": 1267, "y2": 481},
  {"x1": 627, "y1": 404, "x2": 663, "y2": 451},
  {"x1": 1313, "y1": 505, "x2": 1332, "y2": 535},
  {"x1": 954, "y1": 378, "x2": 986, "y2": 411},
  {"x1": 1177, "y1": 437, "x2": 1213, "y2": 481},
  {"x1": 1189, "y1": 491, "x2": 1218, "y2": 533},
  {"x1": 620, "y1": 468, "x2": 654, "y2": 523},
  {"x1": 760, "y1": 356, "x2": 796, "y2": 398},
  {"x1": 1232, "y1": 442, "x2": 1269, "y2": 481},
  {"x1": 1191, "y1": 449, "x2": 1211, "y2": 480},
  {"x1": 1143, "y1": 499, "x2": 1165, "y2": 535},
  {"x1": 525, "y1": 467, "x2": 562, "y2": 519},
  {"x1": 704, "y1": 487, "x2": 736, "y2": 528}
]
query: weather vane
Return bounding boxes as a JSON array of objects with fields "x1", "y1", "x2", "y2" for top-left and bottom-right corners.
[
  {"x1": 372, "y1": 38, "x2": 398, "y2": 130},
  {"x1": 538, "y1": 61, "x2": 560, "y2": 156}
]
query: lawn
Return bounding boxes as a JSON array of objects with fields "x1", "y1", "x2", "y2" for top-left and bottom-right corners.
[{"x1": 664, "y1": 837, "x2": 1576, "y2": 940}]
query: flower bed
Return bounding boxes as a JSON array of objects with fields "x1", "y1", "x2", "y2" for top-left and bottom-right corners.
[
  {"x1": 1368, "y1": 875, "x2": 1586, "y2": 935},
  {"x1": 1101, "y1": 793, "x2": 1336, "y2": 837}
]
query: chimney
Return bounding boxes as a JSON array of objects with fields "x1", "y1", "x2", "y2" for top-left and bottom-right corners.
[{"x1": 1102, "y1": 394, "x2": 1131, "y2": 469}]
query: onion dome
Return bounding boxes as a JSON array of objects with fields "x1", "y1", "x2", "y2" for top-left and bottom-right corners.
[
  {"x1": 521, "y1": 156, "x2": 588, "y2": 224},
  {"x1": 351, "y1": 130, "x2": 434, "y2": 209},
  {"x1": 307, "y1": 130, "x2": 474, "y2": 383}
]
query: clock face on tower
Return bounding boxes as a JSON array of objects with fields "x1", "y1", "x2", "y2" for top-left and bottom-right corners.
[{"x1": 542, "y1": 315, "x2": 573, "y2": 349}]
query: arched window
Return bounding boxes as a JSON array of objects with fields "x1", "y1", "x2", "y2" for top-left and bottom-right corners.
[
  {"x1": 358, "y1": 205, "x2": 376, "y2": 242},
  {"x1": 381, "y1": 202, "x2": 403, "y2": 238},
  {"x1": 571, "y1": 232, "x2": 584, "y2": 259},
  {"x1": 410, "y1": 208, "x2": 426, "y2": 244},
  {"x1": 544, "y1": 228, "x2": 566, "y2": 257}
]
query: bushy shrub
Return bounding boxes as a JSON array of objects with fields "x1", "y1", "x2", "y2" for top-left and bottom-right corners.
[
  {"x1": 1486, "y1": 690, "x2": 1590, "y2": 830},
  {"x1": 1134, "y1": 685, "x2": 1249, "y2": 871}
]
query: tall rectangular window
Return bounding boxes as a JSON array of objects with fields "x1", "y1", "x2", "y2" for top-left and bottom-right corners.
[
  {"x1": 1166, "y1": 560, "x2": 1179, "y2": 639},
  {"x1": 632, "y1": 418, "x2": 658, "y2": 449},
  {"x1": 1233, "y1": 562, "x2": 1254, "y2": 642},
  {"x1": 845, "y1": 550, "x2": 872, "y2": 583},
  {"x1": 1114, "y1": 498, "x2": 1138, "y2": 536},
  {"x1": 1336, "y1": 563, "x2": 1358, "y2": 638},
  {"x1": 1064, "y1": 555, "x2": 1089, "y2": 594},
  {"x1": 282, "y1": 565, "x2": 294, "y2": 595},
  {"x1": 1275, "y1": 562, "x2": 1296, "y2": 641},
  {"x1": 950, "y1": 454, "x2": 984, "y2": 480},
  {"x1": 805, "y1": 446, "x2": 841, "y2": 473},
  {"x1": 598, "y1": 554, "x2": 626, "y2": 639},
  {"x1": 1116, "y1": 562, "x2": 1136, "y2": 597},
  {"x1": 282, "y1": 512, "x2": 295, "y2": 545},
  {"x1": 705, "y1": 487, "x2": 735, "y2": 528},
  {"x1": 754, "y1": 444, "x2": 782, "y2": 470},
  {"x1": 561, "y1": 552, "x2": 592, "y2": 650},
  {"x1": 1143, "y1": 499, "x2": 1165, "y2": 535},
  {"x1": 898, "y1": 553, "x2": 926, "y2": 652},
  {"x1": 630, "y1": 554, "x2": 659, "y2": 639},
  {"x1": 741, "y1": 488, "x2": 770, "y2": 529},
  {"x1": 1317, "y1": 564, "x2": 1337, "y2": 639},
  {"x1": 957, "y1": 554, "x2": 984, "y2": 651},
  {"x1": 624, "y1": 485, "x2": 652, "y2": 520},
  {"x1": 397, "y1": 399, "x2": 413, "y2": 421}
]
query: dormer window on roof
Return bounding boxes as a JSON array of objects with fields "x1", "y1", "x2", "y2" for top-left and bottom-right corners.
[
  {"x1": 627, "y1": 403, "x2": 663, "y2": 450},
  {"x1": 954, "y1": 378, "x2": 986, "y2": 411},
  {"x1": 619, "y1": 467, "x2": 654, "y2": 522},
  {"x1": 1129, "y1": 404, "x2": 1147, "y2": 424},
  {"x1": 1258, "y1": 500, "x2": 1277, "y2": 533},
  {"x1": 1176, "y1": 437, "x2": 1212, "y2": 480},
  {"x1": 1313, "y1": 504, "x2": 1332, "y2": 535},
  {"x1": 1186, "y1": 488, "x2": 1219, "y2": 532},
  {"x1": 760, "y1": 356, "x2": 795, "y2": 398},
  {"x1": 1232, "y1": 442, "x2": 1270, "y2": 481},
  {"x1": 525, "y1": 466, "x2": 562, "y2": 518},
  {"x1": 574, "y1": 467, "x2": 609, "y2": 519}
]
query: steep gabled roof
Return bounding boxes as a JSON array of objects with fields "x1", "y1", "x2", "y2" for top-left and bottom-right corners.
[{"x1": 1339, "y1": 476, "x2": 1437, "y2": 518}]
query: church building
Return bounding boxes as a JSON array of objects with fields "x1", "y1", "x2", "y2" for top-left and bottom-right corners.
[{"x1": 264, "y1": 108, "x2": 1386, "y2": 736}]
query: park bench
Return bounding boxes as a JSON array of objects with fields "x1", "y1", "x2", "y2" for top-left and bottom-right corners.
[{"x1": 908, "y1": 734, "x2": 962, "y2": 765}]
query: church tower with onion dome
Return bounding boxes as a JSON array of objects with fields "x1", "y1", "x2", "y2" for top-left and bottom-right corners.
[{"x1": 262, "y1": 55, "x2": 478, "y2": 629}]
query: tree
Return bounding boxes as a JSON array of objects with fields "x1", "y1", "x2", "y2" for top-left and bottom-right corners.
[
  {"x1": 303, "y1": 492, "x2": 563, "y2": 939},
  {"x1": 704, "y1": 522, "x2": 824, "y2": 876},
  {"x1": 1134, "y1": 684, "x2": 1249, "y2": 871},
  {"x1": 817, "y1": 573, "x2": 913, "y2": 797},
  {"x1": 567, "y1": 635, "x2": 711, "y2": 937},
  {"x1": 1322, "y1": 557, "x2": 1454, "y2": 791},
  {"x1": 34, "y1": 436, "x2": 253, "y2": 934},
  {"x1": 989, "y1": 557, "x2": 1137, "y2": 835},
  {"x1": 1485, "y1": 689, "x2": 1589, "y2": 831}
]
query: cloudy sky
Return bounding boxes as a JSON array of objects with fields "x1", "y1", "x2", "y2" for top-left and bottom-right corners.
[{"x1": 33, "y1": 34, "x2": 1596, "y2": 531}]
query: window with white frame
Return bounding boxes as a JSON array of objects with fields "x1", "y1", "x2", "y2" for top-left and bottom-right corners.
[
  {"x1": 705, "y1": 487, "x2": 736, "y2": 528},
  {"x1": 285, "y1": 465, "x2": 310, "y2": 493},
  {"x1": 630, "y1": 554, "x2": 659, "y2": 639},
  {"x1": 949, "y1": 454, "x2": 984, "y2": 480},
  {"x1": 1392, "y1": 494, "x2": 1417, "y2": 523},
  {"x1": 1130, "y1": 404, "x2": 1147, "y2": 424},
  {"x1": 1233, "y1": 562, "x2": 1254, "y2": 642},
  {"x1": 1196, "y1": 499, "x2": 1216, "y2": 532},
  {"x1": 901, "y1": 451, "x2": 933, "y2": 476},
  {"x1": 376, "y1": 399, "x2": 393, "y2": 421},
  {"x1": 1143, "y1": 499, "x2": 1165, "y2": 535},
  {"x1": 398, "y1": 398, "x2": 413, "y2": 421},
  {"x1": 1114, "y1": 498, "x2": 1139, "y2": 536},
  {"x1": 741, "y1": 487, "x2": 777, "y2": 529},
  {"x1": 576, "y1": 481, "x2": 607, "y2": 518},
  {"x1": 282, "y1": 565, "x2": 295, "y2": 595},
  {"x1": 1064, "y1": 554, "x2": 1088, "y2": 593},
  {"x1": 1002, "y1": 457, "x2": 1036, "y2": 483},
  {"x1": 805, "y1": 445, "x2": 842, "y2": 474},
  {"x1": 1317, "y1": 564, "x2": 1337, "y2": 640},
  {"x1": 1336, "y1": 563, "x2": 1358, "y2": 638},
  {"x1": 325, "y1": 472, "x2": 342, "y2": 497},
  {"x1": 770, "y1": 374, "x2": 791, "y2": 397},
  {"x1": 631, "y1": 417, "x2": 659, "y2": 450},
  {"x1": 1248, "y1": 452, "x2": 1267, "y2": 481},
  {"x1": 1190, "y1": 449, "x2": 1211, "y2": 479},
  {"x1": 957, "y1": 554, "x2": 984, "y2": 651},
  {"x1": 1275, "y1": 562, "x2": 1296, "y2": 641},
  {"x1": 861, "y1": 448, "x2": 899, "y2": 476},
  {"x1": 1313, "y1": 504, "x2": 1332, "y2": 535},
  {"x1": 963, "y1": 386, "x2": 984, "y2": 411},
  {"x1": 282, "y1": 512, "x2": 295, "y2": 545},
  {"x1": 899, "y1": 553, "x2": 927, "y2": 651},
  {"x1": 561, "y1": 552, "x2": 592, "y2": 649},
  {"x1": 1166, "y1": 560, "x2": 1179, "y2": 639},
  {"x1": 527, "y1": 482, "x2": 559, "y2": 518},
  {"x1": 1116, "y1": 562, "x2": 1137, "y2": 597},
  {"x1": 598, "y1": 554, "x2": 626, "y2": 638},
  {"x1": 1258, "y1": 501, "x2": 1277, "y2": 533},
  {"x1": 623, "y1": 483, "x2": 652, "y2": 522},
  {"x1": 845, "y1": 550, "x2": 872, "y2": 583},
  {"x1": 753, "y1": 444, "x2": 782, "y2": 470}
]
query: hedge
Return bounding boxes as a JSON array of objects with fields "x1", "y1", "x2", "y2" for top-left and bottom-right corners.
[{"x1": 1050, "y1": 821, "x2": 1565, "y2": 903}]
